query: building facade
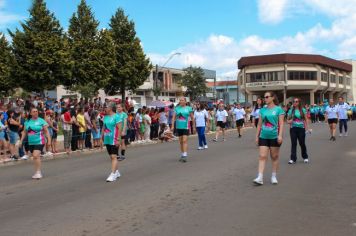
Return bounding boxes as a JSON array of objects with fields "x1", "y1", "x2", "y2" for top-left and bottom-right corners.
[
  {"x1": 47, "y1": 67, "x2": 216, "y2": 106},
  {"x1": 206, "y1": 81, "x2": 244, "y2": 104},
  {"x1": 238, "y1": 54, "x2": 353, "y2": 105},
  {"x1": 342, "y1": 60, "x2": 356, "y2": 103}
]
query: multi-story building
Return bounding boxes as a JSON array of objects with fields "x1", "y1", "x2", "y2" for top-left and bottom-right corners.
[
  {"x1": 131, "y1": 67, "x2": 186, "y2": 105},
  {"x1": 342, "y1": 59, "x2": 356, "y2": 103},
  {"x1": 238, "y1": 53, "x2": 353, "y2": 105},
  {"x1": 47, "y1": 67, "x2": 216, "y2": 106},
  {"x1": 206, "y1": 80, "x2": 244, "y2": 104}
]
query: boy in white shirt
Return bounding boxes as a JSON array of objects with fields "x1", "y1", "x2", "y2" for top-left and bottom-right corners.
[{"x1": 213, "y1": 103, "x2": 228, "y2": 141}]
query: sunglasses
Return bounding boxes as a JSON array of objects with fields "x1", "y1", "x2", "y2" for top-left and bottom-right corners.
[
  {"x1": 264, "y1": 96, "x2": 271, "y2": 99},
  {"x1": 293, "y1": 100, "x2": 299, "y2": 103}
]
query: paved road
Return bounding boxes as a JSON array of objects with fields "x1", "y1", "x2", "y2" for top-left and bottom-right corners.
[{"x1": 1, "y1": 122, "x2": 356, "y2": 236}]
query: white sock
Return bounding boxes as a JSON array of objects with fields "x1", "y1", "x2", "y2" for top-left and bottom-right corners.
[
  {"x1": 272, "y1": 172, "x2": 277, "y2": 178},
  {"x1": 257, "y1": 173, "x2": 263, "y2": 179},
  {"x1": 183, "y1": 152, "x2": 187, "y2": 157}
]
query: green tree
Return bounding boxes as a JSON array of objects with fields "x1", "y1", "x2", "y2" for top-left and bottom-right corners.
[
  {"x1": 105, "y1": 8, "x2": 152, "y2": 102},
  {"x1": 179, "y1": 66, "x2": 208, "y2": 101},
  {"x1": 9, "y1": 0, "x2": 72, "y2": 93},
  {"x1": 68, "y1": 0, "x2": 114, "y2": 98},
  {"x1": 0, "y1": 33, "x2": 15, "y2": 96}
]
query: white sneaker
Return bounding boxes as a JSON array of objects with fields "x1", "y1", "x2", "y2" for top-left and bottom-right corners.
[
  {"x1": 304, "y1": 159, "x2": 309, "y2": 163},
  {"x1": 115, "y1": 170, "x2": 121, "y2": 178},
  {"x1": 32, "y1": 172, "x2": 42, "y2": 179},
  {"x1": 253, "y1": 177, "x2": 263, "y2": 185},
  {"x1": 339, "y1": 133, "x2": 343, "y2": 137},
  {"x1": 45, "y1": 152, "x2": 53, "y2": 157},
  {"x1": 21, "y1": 155, "x2": 29, "y2": 160},
  {"x1": 344, "y1": 132, "x2": 348, "y2": 137},
  {"x1": 197, "y1": 147, "x2": 203, "y2": 150},
  {"x1": 204, "y1": 145, "x2": 208, "y2": 149},
  {"x1": 106, "y1": 172, "x2": 117, "y2": 182},
  {"x1": 271, "y1": 176, "x2": 278, "y2": 185},
  {"x1": 288, "y1": 160, "x2": 295, "y2": 164}
]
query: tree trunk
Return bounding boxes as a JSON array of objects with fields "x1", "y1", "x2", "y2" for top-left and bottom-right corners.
[{"x1": 121, "y1": 86, "x2": 125, "y2": 105}]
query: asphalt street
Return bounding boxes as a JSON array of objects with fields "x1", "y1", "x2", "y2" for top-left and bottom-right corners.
[{"x1": 1, "y1": 122, "x2": 356, "y2": 236}]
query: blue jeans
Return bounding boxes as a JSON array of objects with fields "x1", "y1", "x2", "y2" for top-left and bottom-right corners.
[
  {"x1": 196, "y1": 127, "x2": 207, "y2": 147},
  {"x1": 339, "y1": 119, "x2": 348, "y2": 133}
]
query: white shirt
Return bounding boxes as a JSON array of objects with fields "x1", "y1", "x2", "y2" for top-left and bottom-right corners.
[
  {"x1": 194, "y1": 110, "x2": 208, "y2": 127},
  {"x1": 252, "y1": 107, "x2": 261, "y2": 119},
  {"x1": 326, "y1": 105, "x2": 338, "y2": 119},
  {"x1": 233, "y1": 108, "x2": 246, "y2": 120},
  {"x1": 337, "y1": 103, "x2": 350, "y2": 120},
  {"x1": 216, "y1": 110, "x2": 228, "y2": 122}
]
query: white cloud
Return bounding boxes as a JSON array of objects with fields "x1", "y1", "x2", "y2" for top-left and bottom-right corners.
[
  {"x1": 258, "y1": 0, "x2": 289, "y2": 24},
  {"x1": 0, "y1": 0, "x2": 23, "y2": 29}
]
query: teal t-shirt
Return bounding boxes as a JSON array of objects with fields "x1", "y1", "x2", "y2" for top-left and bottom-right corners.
[
  {"x1": 260, "y1": 106, "x2": 285, "y2": 139},
  {"x1": 25, "y1": 118, "x2": 48, "y2": 145},
  {"x1": 288, "y1": 108, "x2": 307, "y2": 128},
  {"x1": 117, "y1": 112, "x2": 128, "y2": 134},
  {"x1": 174, "y1": 106, "x2": 193, "y2": 130},
  {"x1": 103, "y1": 114, "x2": 121, "y2": 145}
]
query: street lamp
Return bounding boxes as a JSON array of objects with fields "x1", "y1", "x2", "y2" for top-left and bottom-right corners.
[{"x1": 154, "y1": 52, "x2": 182, "y2": 100}]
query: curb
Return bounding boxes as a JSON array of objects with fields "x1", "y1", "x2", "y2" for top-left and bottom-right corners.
[{"x1": 0, "y1": 126, "x2": 254, "y2": 168}]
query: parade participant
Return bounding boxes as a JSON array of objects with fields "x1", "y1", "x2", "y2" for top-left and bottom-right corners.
[
  {"x1": 252, "y1": 98, "x2": 263, "y2": 128},
  {"x1": 172, "y1": 97, "x2": 194, "y2": 162},
  {"x1": 287, "y1": 98, "x2": 310, "y2": 164},
  {"x1": 213, "y1": 104, "x2": 228, "y2": 142},
  {"x1": 194, "y1": 102, "x2": 209, "y2": 150},
  {"x1": 101, "y1": 102, "x2": 122, "y2": 182},
  {"x1": 325, "y1": 99, "x2": 338, "y2": 141},
  {"x1": 117, "y1": 104, "x2": 128, "y2": 161},
  {"x1": 337, "y1": 97, "x2": 350, "y2": 137},
  {"x1": 19, "y1": 107, "x2": 51, "y2": 179},
  {"x1": 233, "y1": 103, "x2": 246, "y2": 138},
  {"x1": 254, "y1": 91, "x2": 285, "y2": 185}
]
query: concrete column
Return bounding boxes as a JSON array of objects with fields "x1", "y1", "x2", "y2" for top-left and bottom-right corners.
[
  {"x1": 248, "y1": 93, "x2": 253, "y2": 103},
  {"x1": 283, "y1": 88, "x2": 287, "y2": 105},
  {"x1": 310, "y1": 91, "x2": 315, "y2": 105}
]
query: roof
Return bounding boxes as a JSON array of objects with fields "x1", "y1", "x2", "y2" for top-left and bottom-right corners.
[
  {"x1": 206, "y1": 81, "x2": 238, "y2": 87},
  {"x1": 238, "y1": 53, "x2": 352, "y2": 72}
]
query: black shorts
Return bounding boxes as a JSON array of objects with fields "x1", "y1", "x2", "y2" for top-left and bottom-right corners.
[
  {"x1": 328, "y1": 118, "x2": 338, "y2": 124},
  {"x1": 29, "y1": 144, "x2": 45, "y2": 153},
  {"x1": 258, "y1": 138, "x2": 281, "y2": 147},
  {"x1": 176, "y1": 129, "x2": 189, "y2": 137},
  {"x1": 236, "y1": 119, "x2": 244, "y2": 128},
  {"x1": 52, "y1": 132, "x2": 57, "y2": 139},
  {"x1": 121, "y1": 135, "x2": 129, "y2": 145},
  {"x1": 217, "y1": 121, "x2": 226, "y2": 129},
  {"x1": 106, "y1": 145, "x2": 119, "y2": 156}
]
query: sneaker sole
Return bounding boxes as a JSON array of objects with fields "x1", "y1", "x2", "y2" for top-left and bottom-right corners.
[{"x1": 253, "y1": 181, "x2": 263, "y2": 186}]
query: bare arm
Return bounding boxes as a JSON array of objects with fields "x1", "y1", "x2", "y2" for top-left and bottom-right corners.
[
  {"x1": 278, "y1": 114, "x2": 285, "y2": 144},
  {"x1": 43, "y1": 126, "x2": 51, "y2": 146}
]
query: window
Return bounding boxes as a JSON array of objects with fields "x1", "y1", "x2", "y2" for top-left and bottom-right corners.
[
  {"x1": 246, "y1": 71, "x2": 284, "y2": 83},
  {"x1": 346, "y1": 78, "x2": 351, "y2": 85},
  {"x1": 339, "y1": 76, "x2": 344, "y2": 84},
  {"x1": 330, "y1": 74, "x2": 336, "y2": 83},
  {"x1": 321, "y1": 72, "x2": 328, "y2": 82},
  {"x1": 288, "y1": 71, "x2": 317, "y2": 80}
]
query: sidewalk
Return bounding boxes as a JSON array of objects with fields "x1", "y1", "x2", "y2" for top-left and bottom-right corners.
[{"x1": 0, "y1": 126, "x2": 253, "y2": 167}]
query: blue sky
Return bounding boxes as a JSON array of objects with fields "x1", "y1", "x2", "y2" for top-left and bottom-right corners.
[{"x1": 1, "y1": 0, "x2": 356, "y2": 78}]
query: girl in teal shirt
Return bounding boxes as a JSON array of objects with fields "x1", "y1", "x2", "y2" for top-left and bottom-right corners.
[{"x1": 254, "y1": 91, "x2": 285, "y2": 186}]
